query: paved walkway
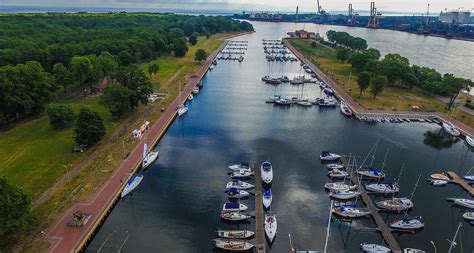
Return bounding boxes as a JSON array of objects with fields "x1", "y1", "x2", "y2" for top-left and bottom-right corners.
[
  {"x1": 283, "y1": 39, "x2": 474, "y2": 137},
  {"x1": 44, "y1": 41, "x2": 228, "y2": 253}
]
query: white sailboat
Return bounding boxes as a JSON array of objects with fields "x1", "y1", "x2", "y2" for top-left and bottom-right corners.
[
  {"x1": 222, "y1": 202, "x2": 248, "y2": 212},
  {"x1": 220, "y1": 212, "x2": 251, "y2": 221},
  {"x1": 142, "y1": 142, "x2": 159, "y2": 169},
  {"x1": 340, "y1": 102, "x2": 352, "y2": 117},
  {"x1": 320, "y1": 151, "x2": 341, "y2": 161},
  {"x1": 217, "y1": 230, "x2": 255, "y2": 239},
  {"x1": 261, "y1": 160, "x2": 273, "y2": 184},
  {"x1": 213, "y1": 239, "x2": 254, "y2": 251},
  {"x1": 324, "y1": 182, "x2": 357, "y2": 191},
  {"x1": 390, "y1": 216, "x2": 424, "y2": 230},
  {"x1": 332, "y1": 205, "x2": 371, "y2": 218},
  {"x1": 121, "y1": 174, "x2": 144, "y2": 198},
  {"x1": 365, "y1": 182, "x2": 399, "y2": 194},
  {"x1": 327, "y1": 169, "x2": 349, "y2": 179},
  {"x1": 329, "y1": 190, "x2": 360, "y2": 200},
  {"x1": 376, "y1": 198, "x2": 413, "y2": 211},
  {"x1": 264, "y1": 212, "x2": 277, "y2": 243},
  {"x1": 447, "y1": 198, "x2": 474, "y2": 208},
  {"x1": 177, "y1": 84, "x2": 188, "y2": 117}
]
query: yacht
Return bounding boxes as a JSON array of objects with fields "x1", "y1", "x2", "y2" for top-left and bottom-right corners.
[
  {"x1": 142, "y1": 150, "x2": 159, "y2": 169},
  {"x1": 121, "y1": 174, "x2": 143, "y2": 197},
  {"x1": 462, "y1": 210, "x2": 474, "y2": 221},
  {"x1": 231, "y1": 169, "x2": 253, "y2": 178},
  {"x1": 376, "y1": 198, "x2": 413, "y2": 211},
  {"x1": 326, "y1": 163, "x2": 344, "y2": 170},
  {"x1": 357, "y1": 167, "x2": 386, "y2": 180},
  {"x1": 217, "y1": 230, "x2": 255, "y2": 239},
  {"x1": 332, "y1": 205, "x2": 371, "y2": 218},
  {"x1": 318, "y1": 98, "x2": 337, "y2": 107},
  {"x1": 329, "y1": 190, "x2": 360, "y2": 200},
  {"x1": 227, "y1": 188, "x2": 250, "y2": 199},
  {"x1": 228, "y1": 163, "x2": 250, "y2": 171},
  {"x1": 213, "y1": 239, "x2": 254, "y2": 251},
  {"x1": 222, "y1": 202, "x2": 248, "y2": 212},
  {"x1": 192, "y1": 87, "x2": 199, "y2": 95},
  {"x1": 226, "y1": 180, "x2": 254, "y2": 190},
  {"x1": 264, "y1": 212, "x2": 277, "y2": 243},
  {"x1": 320, "y1": 151, "x2": 341, "y2": 161},
  {"x1": 390, "y1": 216, "x2": 424, "y2": 230},
  {"x1": 360, "y1": 243, "x2": 390, "y2": 253},
  {"x1": 290, "y1": 76, "x2": 305, "y2": 85},
  {"x1": 430, "y1": 173, "x2": 449, "y2": 181},
  {"x1": 365, "y1": 183, "x2": 399, "y2": 194},
  {"x1": 442, "y1": 122, "x2": 460, "y2": 136},
  {"x1": 466, "y1": 135, "x2": 474, "y2": 148},
  {"x1": 327, "y1": 169, "x2": 349, "y2": 179},
  {"x1": 448, "y1": 198, "x2": 474, "y2": 208},
  {"x1": 220, "y1": 212, "x2": 251, "y2": 221},
  {"x1": 324, "y1": 182, "x2": 357, "y2": 191},
  {"x1": 178, "y1": 105, "x2": 188, "y2": 116},
  {"x1": 263, "y1": 189, "x2": 272, "y2": 209},
  {"x1": 266, "y1": 95, "x2": 281, "y2": 103},
  {"x1": 261, "y1": 161, "x2": 273, "y2": 184},
  {"x1": 275, "y1": 98, "x2": 291, "y2": 105}
]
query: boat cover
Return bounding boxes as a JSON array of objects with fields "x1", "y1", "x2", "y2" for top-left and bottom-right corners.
[
  {"x1": 262, "y1": 162, "x2": 271, "y2": 172},
  {"x1": 224, "y1": 202, "x2": 240, "y2": 209},
  {"x1": 263, "y1": 189, "x2": 272, "y2": 197}
]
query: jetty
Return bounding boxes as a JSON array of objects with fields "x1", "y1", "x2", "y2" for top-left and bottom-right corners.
[
  {"x1": 44, "y1": 38, "x2": 232, "y2": 253},
  {"x1": 341, "y1": 156, "x2": 402, "y2": 253},
  {"x1": 447, "y1": 171, "x2": 474, "y2": 196},
  {"x1": 253, "y1": 164, "x2": 265, "y2": 253},
  {"x1": 283, "y1": 39, "x2": 474, "y2": 137}
]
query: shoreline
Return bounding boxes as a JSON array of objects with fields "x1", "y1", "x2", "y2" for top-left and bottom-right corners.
[
  {"x1": 42, "y1": 32, "x2": 250, "y2": 253},
  {"x1": 283, "y1": 38, "x2": 474, "y2": 137}
]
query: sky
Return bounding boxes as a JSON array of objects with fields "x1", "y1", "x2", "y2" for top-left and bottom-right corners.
[{"x1": 1, "y1": 0, "x2": 472, "y2": 14}]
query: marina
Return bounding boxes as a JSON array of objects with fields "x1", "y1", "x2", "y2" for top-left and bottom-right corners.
[{"x1": 84, "y1": 21, "x2": 473, "y2": 253}]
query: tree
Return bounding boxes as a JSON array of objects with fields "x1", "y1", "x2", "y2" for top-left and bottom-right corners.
[
  {"x1": 370, "y1": 75, "x2": 387, "y2": 99},
  {"x1": 52, "y1": 63, "x2": 71, "y2": 92},
  {"x1": 116, "y1": 65, "x2": 153, "y2": 109},
  {"x1": 148, "y1": 63, "x2": 159, "y2": 76},
  {"x1": 311, "y1": 41, "x2": 317, "y2": 48},
  {"x1": 0, "y1": 177, "x2": 36, "y2": 246},
  {"x1": 117, "y1": 51, "x2": 133, "y2": 66},
  {"x1": 442, "y1": 74, "x2": 473, "y2": 110},
  {"x1": 69, "y1": 56, "x2": 92, "y2": 97},
  {"x1": 348, "y1": 52, "x2": 371, "y2": 71},
  {"x1": 101, "y1": 84, "x2": 133, "y2": 118},
  {"x1": 46, "y1": 103, "x2": 74, "y2": 129},
  {"x1": 74, "y1": 108, "x2": 105, "y2": 146},
  {"x1": 188, "y1": 32, "x2": 199, "y2": 45},
  {"x1": 97, "y1": 51, "x2": 118, "y2": 79},
  {"x1": 376, "y1": 54, "x2": 410, "y2": 86},
  {"x1": 364, "y1": 48, "x2": 381, "y2": 60},
  {"x1": 172, "y1": 37, "x2": 189, "y2": 57},
  {"x1": 336, "y1": 49, "x2": 350, "y2": 62},
  {"x1": 194, "y1": 49, "x2": 208, "y2": 63},
  {"x1": 357, "y1": 71, "x2": 371, "y2": 96}
]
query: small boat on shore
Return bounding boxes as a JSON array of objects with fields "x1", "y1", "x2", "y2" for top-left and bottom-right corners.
[
  {"x1": 325, "y1": 182, "x2": 357, "y2": 191},
  {"x1": 231, "y1": 169, "x2": 253, "y2": 179},
  {"x1": 320, "y1": 151, "x2": 341, "y2": 161},
  {"x1": 430, "y1": 173, "x2": 449, "y2": 181},
  {"x1": 121, "y1": 174, "x2": 143, "y2": 198},
  {"x1": 217, "y1": 230, "x2": 255, "y2": 239},
  {"x1": 261, "y1": 161, "x2": 273, "y2": 184},
  {"x1": 390, "y1": 216, "x2": 424, "y2": 230},
  {"x1": 220, "y1": 212, "x2": 251, "y2": 221},
  {"x1": 357, "y1": 167, "x2": 385, "y2": 180},
  {"x1": 366, "y1": 182, "x2": 399, "y2": 194},
  {"x1": 360, "y1": 243, "x2": 391, "y2": 253},
  {"x1": 442, "y1": 122, "x2": 460, "y2": 137},
  {"x1": 340, "y1": 102, "x2": 352, "y2": 117},
  {"x1": 462, "y1": 210, "x2": 474, "y2": 221},
  {"x1": 326, "y1": 163, "x2": 344, "y2": 170},
  {"x1": 376, "y1": 198, "x2": 413, "y2": 211},
  {"x1": 263, "y1": 189, "x2": 272, "y2": 209},
  {"x1": 329, "y1": 190, "x2": 360, "y2": 200},
  {"x1": 264, "y1": 212, "x2": 277, "y2": 243},
  {"x1": 229, "y1": 163, "x2": 250, "y2": 171},
  {"x1": 214, "y1": 239, "x2": 254, "y2": 251},
  {"x1": 226, "y1": 180, "x2": 254, "y2": 190},
  {"x1": 447, "y1": 198, "x2": 474, "y2": 208},
  {"x1": 327, "y1": 169, "x2": 349, "y2": 179},
  {"x1": 222, "y1": 202, "x2": 248, "y2": 212},
  {"x1": 227, "y1": 188, "x2": 250, "y2": 199}
]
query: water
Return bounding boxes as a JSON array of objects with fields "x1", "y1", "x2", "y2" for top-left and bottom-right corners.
[{"x1": 87, "y1": 21, "x2": 473, "y2": 253}]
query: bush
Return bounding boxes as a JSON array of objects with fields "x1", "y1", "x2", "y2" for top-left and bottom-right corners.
[{"x1": 46, "y1": 103, "x2": 75, "y2": 129}]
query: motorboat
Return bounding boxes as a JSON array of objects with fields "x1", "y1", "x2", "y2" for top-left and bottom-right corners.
[
  {"x1": 327, "y1": 169, "x2": 349, "y2": 179},
  {"x1": 214, "y1": 239, "x2": 254, "y2": 251},
  {"x1": 357, "y1": 167, "x2": 385, "y2": 180},
  {"x1": 319, "y1": 81, "x2": 327, "y2": 89},
  {"x1": 324, "y1": 182, "x2": 357, "y2": 191},
  {"x1": 430, "y1": 173, "x2": 449, "y2": 181},
  {"x1": 326, "y1": 163, "x2": 344, "y2": 170},
  {"x1": 142, "y1": 150, "x2": 159, "y2": 169},
  {"x1": 121, "y1": 174, "x2": 144, "y2": 198},
  {"x1": 192, "y1": 87, "x2": 200, "y2": 95},
  {"x1": 466, "y1": 136, "x2": 474, "y2": 148},
  {"x1": 320, "y1": 151, "x2": 341, "y2": 161},
  {"x1": 231, "y1": 169, "x2": 253, "y2": 179},
  {"x1": 323, "y1": 87, "x2": 334, "y2": 96},
  {"x1": 430, "y1": 179, "x2": 448, "y2": 186},
  {"x1": 463, "y1": 175, "x2": 474, "y2": 183},
  {"x1": 365, "y1": 183, "x2": 399, "y2": 194},
  {"x1": 178, "y1": 105, "x2": 188, "y2": 116},
  {"x1": 217, "y1": 230, "x2": 255, "y2": 239},
  {"x1": 360, "y1": 243, "x2": 391, "y2": 253},
  {"x1": 329, "y1": 190, "x2": 360, "y2": 200},
  {"x1": 340, "y1": 102, "x2": 352, "y2": 117},
  {"x1": 275, "y1": 98, "x2": 291, "y2": 105},
  {"x1": 227, "y1": 188, "x2": 250, "y2": 199},
  {"x1": 261, "y1": 161, "x2": 273, "y2": 184},
  {"x1": 222, "y1": 202, "x2": 248, "y2": 212},
  {"x1": 226, "y1": 180, "x2": 254, "y2": 190},
  {"x1": 332, "y1": 205, "x2": 371, "y2": 218},
  {"x1": 263, "y1": 189, "x2": 272, "y2": 209},
  {"x1": 404, "y1": 248, "x2": 426, "y2": 253},
  {"x1": 228, "y1": 163, "x2": 250, "y2": 171},
  {"x1": 442, "y1": 122, "x2": 460, "y2": 137},
  {"x1": 390, "y1": 216, "x2": 424, "y2": 230},
  {"x1": 318, "y1": 99, "x2": 337, "y2": 107},
  {"x1": 220, "y1": 212, "x2": 251, "y2": 221},
  {"x1": 448, "y1": 198, "x2": 474, "y2": 208},
  {"x1": 187, "y1": 94, "x2": 193, "y2": 101},
  {"x1": 462, "y1": 210, "x2": 474, "y2": 221},
  {"x1": 376, "y1": 198, "x2": 413, "y2": 211},
  {"x1": 264, "y1": 212, "x2": 277, "y2": 243}
]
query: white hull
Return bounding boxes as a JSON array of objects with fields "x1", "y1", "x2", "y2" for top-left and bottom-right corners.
[
  {"x1": 453, "y1": 198, "x2": 474, "y2": 208},
  {"x1": 329, "y1": 190, "x2": 360, "y2": 200},
  {"x1": 442, "y1": 122, "x2": 460, "y2": 137},
  {"x1": 217, "y1": 230, "x2": 255, "y2": 239},
  {"x1": 220, "y1": 212, "x2": 251, "y2": 221},
  {"x1": 361, "y1": 243, "x2": 391, "y2": 253},
  {"x1": 121, "y1": 175, "x2": 143, "y2": 198},
  {"x1": 430, "y1": 179, "x2": 448, "y2": 186},
  {"x1": 332, "y1": 207, "x2": 371, "y2": 218},
  {"x1": 227, "y1": 190, "x2": 250, "y2": 199},
  {"x1": 187, "y1": 94, "x2": 193, "y2": 101},
  {"x1": 365, "y1": 183, "x2": 399, "y2": 194},
  {"x1": 320, "y1": 152, "x2": 341, "y2": 161},
  {"x1": 466, "y1": 136, "x2": 474, "y2": 147},
  {"x1": 376, "y1": 198, "x2": 413, "y2": 211},
  {"x1": 340, "y1": 102, "x2": 352, "y2": 116},
  {"x1": 222, "y1": 203, "x2": 249, "y2": 212},
  {"x1": 390, "y1": 217, "x2": 424, "y2": 230},
  {"x1": 228, "y1": 163, "x2": 250, "y2": 171},
  {"x1": 142, "y1": 151, "x2": 159, "y2": 169},
  {"x1": 325, "y1": 182, "x2": 357, "y2": 191},
  {"x1": 326, "y1": 163, "x2": 344, "y2": 170},
  {"x1": 178, "y1": 106, "x2": 188, "y2": 116},
  {"x1": 264, "y1": 214, "x2": 277, "y2": 243},
  {"x1": 214, "y1": 239, "x2": 254, "y2": 251},
  {"x1": 462, "y1": 211, "x2": 474, "y2": 221},
  {"x1": 263, "y1": 190, "x2": 272, "y2": 209},
  {"x1": 357, "y1": 170, "x2": 385, "y2": 179},
  {"x1": 226, "y1": 180, "x2": 254, "y2": 190},
  {"x1": 261, "y1": 161, "x2": 273, "y2": 184},
  {"x1": 231, "y1": 170, "x2": 253, "y2": 178},
  {"x1": 327, "y1": 169, "x2": 349, "y2": 178}
]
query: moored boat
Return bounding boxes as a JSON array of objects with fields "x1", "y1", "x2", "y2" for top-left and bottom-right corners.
[
  {"x1": 365, "y1": 182, "x2": 399, "y2": 194},
  {"x1": 228, "y1": 163, "x2": 250, "y2": 171},
  {"x1": 142, "y1": 150, "x2": 159, "y2": 169},
  {"x1": 390, "y1": 216, "x2": 424, "y2": 230},
  {"x1": 462, "y1": 210, "x2": 474, "y2": 221},
  {"x1": 275, "y1": 98, "x2": 291, "y2": 105},
  {"x1": 327, "y1": 169, "x2": 349, "y2": 179},
  {"x1": 466, "y1": 136, "x2": 474, "y2": 148},
  {"x1": 187, "y1": 94, "x2": 193, "y2": 101},
  {"x1": 448, "y1": 198, "x2": 474, "y2": 208},
  {"x1": 340, "y1": 102, "x2": 352, "y2": 117},
  {"x1": 222, "y1": 202, "x2": 248, "y2": 212},
  {"x1": 430, "y1": 173, "x2": 449, "y2": 181},
  {"x1": 329, "y1": 190, "x2": 360, "y2": 200},
  {"x1": 178, "y1": 105, "x2": 188, "y2": 116},
  {"x1": 192, "y1": 87, "x2": 200, "y2": 95},
  {"x1": 332, "y1": 205, "x2": 371, "y2": 218},
  {"x1": 324, "y1": 182, "x2": 357, "y2": 191},
  {"x1": 430, "y1": 179, "x2": 448, "y2": 186},
  {"x1": 376, "y1": 198, "x2": 413, "y2": 211},
  {"x1": 263, "y1": 189, "x2": 272, "y2": 209},
  {"x1": 261, "y1": 161, "x2": 273, "y2": 184},
  {"x1": 227, "y1": 188, "x2": 250, "y2": 199},
  {"x1": 214, "y1": 239, "x2": 254, "y2": 251},
  {"x1": 463, "y1": 175, "x2": 474, "y2": 183},
  {"x1": 326, "y1": 163, "x2": 344, "y2": 170},
  {"x1": 217, "y1": 230, "x2": 255, "y2": 239},
  {"x1": 231, "y1": 169, "x2": 253, "y2": 178},
  {"x1": 403, "y1": 248, "x2": 425, "y2": 253},
  {"x1": 264, "y1": 212, "x2": 277, "y2": 243},
  {"x1": 220, "y1": 212, "x2": 251, "y2": 221},
  {"x1": 320, "y1": 151, "x2": 341, "y2": 161},
  {"x1": 442, "y1": 122, "x2": 460, "y2": 137},
  {"x1": 226, "y1": 180, "x2": 254, "y2": 190},
  {"x1": 357, "y1": 167, "x2": 386, "y2": 180},
  {"x1": 360, "y1": 243, "x2": 391, "y2": 253},
  {"x1": 121, "y1": 174, "x2": 144, "y2": 198}
]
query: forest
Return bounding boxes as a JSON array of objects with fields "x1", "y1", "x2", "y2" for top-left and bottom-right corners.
[{"x1": 0, "y1": 13, "x2": 253, "y2": 125}]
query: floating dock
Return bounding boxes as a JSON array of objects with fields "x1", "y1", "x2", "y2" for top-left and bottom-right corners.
[
  {"x1": 341, "y1": 157, "x2": 402, "y2": 253},
  {"x1": 447, "y1": 171, "x2": 474, "y2": 196},
  {"x1": 253, "y1": 164, "x2": 265, "y2": 253}
]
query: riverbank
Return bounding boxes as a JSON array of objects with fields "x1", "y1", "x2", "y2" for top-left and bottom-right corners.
[
  {"x1": 284, "y1": 38, "x2": 474, "y2": 132},
  {"x1": 7, "y1": 32, "x2": 247, "y2": 253}
]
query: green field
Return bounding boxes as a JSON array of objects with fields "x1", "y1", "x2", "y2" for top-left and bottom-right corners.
[{"x1": 289, "y1": 39, "x2": 473, "y2": 127}]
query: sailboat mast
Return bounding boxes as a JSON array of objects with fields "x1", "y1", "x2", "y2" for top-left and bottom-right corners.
[
  {"x1": 357, "y1": 140, "x2": 379, "y2": 171},
  {"x1": 380, "y1": 148, "x2": 389, "y2": 173},
  {"x1": 448, "y1": 222, "x2": 462, "y2": 253},
  {"x1": 409, "y1": 172, "x2": 422, "y2": 200},
  {"x1": 323, "y1": 200, "x2": 333, "y2": 253}
]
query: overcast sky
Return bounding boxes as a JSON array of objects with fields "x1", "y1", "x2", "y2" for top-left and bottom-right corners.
[{"x1": 2, "y1": 0, "x2": 472, "y2": 13}]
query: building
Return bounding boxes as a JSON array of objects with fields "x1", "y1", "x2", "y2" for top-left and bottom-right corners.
[
  {"x1": 439, "y1": 9, "x2": 471, "y2": 24},
  {"x1": 287, "y1": 29, "x2": 319, "y2": 39},
  {"x1": 249, "y1": 12, "x2": 282, "y2": 22}
]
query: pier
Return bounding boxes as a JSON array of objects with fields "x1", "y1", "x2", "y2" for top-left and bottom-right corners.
[
  {"x1": 341, "y1": 157, "x2": 402, "y2": 253},
  {"x1": 253, "y1": 164, "x2": 265, "y2": 253},
  {"x1": 44, "y1": 38, "x2": 232, "y2": 253},
  {"x1": 447, "y1": 171, "x2": 474, "y2": 196}
]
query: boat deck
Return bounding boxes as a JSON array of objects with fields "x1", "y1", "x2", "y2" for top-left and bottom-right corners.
[
  {"x1": 447, "y1": 171, "x2": 474, "y2": 196},
  {"x1": 253, "y1": 164, "x2": 265, "y2": 253},
  {"x1": 341, "y1": 157, "x2": 402, "y2": 253}
]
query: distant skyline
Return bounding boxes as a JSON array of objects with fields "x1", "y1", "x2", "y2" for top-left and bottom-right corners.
[{"x1": 1, "y1": 0, "x2": 472, "y2": 14}]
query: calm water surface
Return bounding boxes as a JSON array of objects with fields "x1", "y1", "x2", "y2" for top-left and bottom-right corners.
[{"x1": 87, "y1": 22, "x2": 473, "y2": 253}]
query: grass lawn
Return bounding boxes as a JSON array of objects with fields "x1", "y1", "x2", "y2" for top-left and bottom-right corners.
[{"x1": 288, "y1": 39, "x2": 473, "y2": 128}]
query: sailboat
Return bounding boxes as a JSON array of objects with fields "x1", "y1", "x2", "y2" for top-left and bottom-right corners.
[
  {"x1": 447, "y1": 198, "x2": 474, "y2": 208},
  {"x1": 360, "y1": 243, "x2": 390, "y2": 253},
  {"x1": 217, "y1": 230, "x2": 255, "y2": 239},
  {"x1": 121, "y1": 174, "x2": 144, "y2": 198},
  {"x1": 365, "y1": 182, "x2": 399, "y2": 194},
  {"x1": 297, "y1": 85, "x2": 312, "y2": 106},
  {"x1": 376, "y1": 197, "x2": 414, "y2": 211},
  {"x1": 213, "y1": 239, "x2": 254, "y2": 251},
  {"x1": 340, "y1": 102, "x2": 352, "y2": 117},
  {"x1": 264, "y1": 212, "x2": 277, "y2": 243},
  {"x1": 177, "y1": 84, "x2": 188, "y2": 117},
  {"x1": 390, "y1": 216, "x2": 424, "y2": 230},
  {"x1": 329, "y1": 189, "x2": 360, "y2": 200},
  {"x1": 324, "y1": 182, "x2": 357, "y2": 191},
  {"x1": 225, "y1": 180, "x2": 254, "y2": 190},
  {"x1": 142, "y1": 142, "x2": 159, "y2": 169},
  {"x1": 332, "y1": 204, "x2": 371, "y2": 218},
  {"x1": 220, "y1": 212, "x2": 251, "y2": 222}
]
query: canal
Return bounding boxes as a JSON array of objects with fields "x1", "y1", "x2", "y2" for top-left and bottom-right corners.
[{"x1": 87, "y1": 21, "x2": 473, "y2": 252}]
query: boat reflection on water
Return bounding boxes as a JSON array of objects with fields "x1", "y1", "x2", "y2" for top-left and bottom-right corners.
[{"x1": 423, "y1": 129, "x2": 460, "y2": 149}]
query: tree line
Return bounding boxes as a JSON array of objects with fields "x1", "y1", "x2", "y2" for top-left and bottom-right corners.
[
  {"x1": 326, "y1": 31, "x2": 473, "y2": 107},
  {"x1": 326, "y1": 30, "x2": 368, "y2": 51}
]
